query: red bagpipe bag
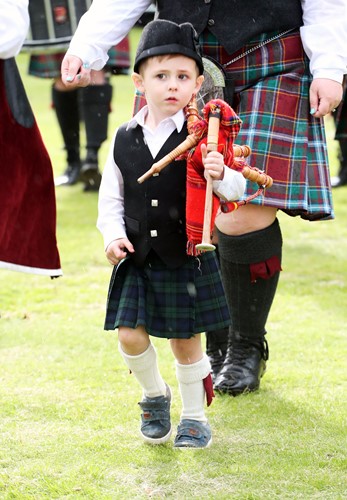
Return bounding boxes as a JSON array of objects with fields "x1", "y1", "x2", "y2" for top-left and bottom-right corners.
[
  {"x1": 184, "y1": 99, "x2": 243, "y2": 255},
  {"x1": 0, "y1": 58, "x2": 62, "y2": 277}
]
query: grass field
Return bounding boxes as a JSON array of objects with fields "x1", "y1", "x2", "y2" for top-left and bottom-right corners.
[{"x1": 1, "y1": 28, "x2": 346, "y2": 499}]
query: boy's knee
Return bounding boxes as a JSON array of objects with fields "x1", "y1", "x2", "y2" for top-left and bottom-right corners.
[
  {"x1": 170, "y1": 337, "x2": 202, "y2": 364},
  {"x1": 118, "y1": 326, "x2": 148, "y2": 353}
]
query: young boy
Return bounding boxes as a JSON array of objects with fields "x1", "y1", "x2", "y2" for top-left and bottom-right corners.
[{"x1": 97, "y1": 19, "x2": 246, "y2": 448}]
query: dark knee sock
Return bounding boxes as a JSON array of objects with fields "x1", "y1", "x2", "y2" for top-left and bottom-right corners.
[
  {"x1": 51, "y1": 86, "x2": 80, "y2": 165},
  {"x1": 80, "y1": 83, "x2": 113, "y2": 163},
  {"x1": 216, "y1": 218, "x2": 282, "y2": 342}
]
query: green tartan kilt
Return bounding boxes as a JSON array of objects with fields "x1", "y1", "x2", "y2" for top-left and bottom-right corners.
[
  {"x1": 104, "y1": 251, "x2": 231, "y2": 339},
  {"x1": 28, "y1": 37, "x2": 130, "y2": 78}
]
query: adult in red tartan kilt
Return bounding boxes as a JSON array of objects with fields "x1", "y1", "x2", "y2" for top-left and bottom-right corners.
[
  {"x1": 28, "y1": 37, "x2": 131, "y2": 191},
  {"x1": 331, "y1": 78, "x2": 347, "y2": 187},
  {"x1": 60, "y1": 1, "x2": 347, "y2": 395}
]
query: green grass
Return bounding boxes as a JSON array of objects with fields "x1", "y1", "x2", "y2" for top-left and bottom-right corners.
[{"x1": 1, "y1": 28, "x2": 346, "y2": 498}]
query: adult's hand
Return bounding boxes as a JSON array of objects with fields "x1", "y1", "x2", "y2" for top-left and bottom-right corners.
[
  {"x1": 61, "y1": 54, "x2": 91, "y2": 88},
  {"x1": 309, "y1": 78, "x2": 343, "y2": 118}
]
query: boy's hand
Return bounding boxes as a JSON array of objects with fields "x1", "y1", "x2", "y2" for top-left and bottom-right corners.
[
  {"x1": 201, "y1": 143, "x2": 224, "y2": 180},
  {"x1": 105, "y1": 238, "x2": 134, "y2": 265}
]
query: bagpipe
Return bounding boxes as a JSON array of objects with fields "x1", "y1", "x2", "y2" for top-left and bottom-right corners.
[{"x1": 137, "y1": 96, "x2": 273, "y2": 255}]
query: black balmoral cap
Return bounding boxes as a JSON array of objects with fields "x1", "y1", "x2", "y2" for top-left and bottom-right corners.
[{"x1": 134, "y1": 19, "x2": 204, "y2": 75}]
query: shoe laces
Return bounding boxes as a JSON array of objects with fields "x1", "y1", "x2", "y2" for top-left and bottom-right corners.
[{"x1": 229, "y1": 338, "x2": 269, "y2": 363}]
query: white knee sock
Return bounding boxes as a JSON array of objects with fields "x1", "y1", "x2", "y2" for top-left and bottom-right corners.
[
  {"x1": 118, "y1": 342, "x2": 167, "y2": 398},
  {"x1": 175, "y1": 354, "x2": 211, "y2": 422}
]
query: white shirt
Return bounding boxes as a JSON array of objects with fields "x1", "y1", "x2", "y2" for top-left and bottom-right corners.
[
  {"x1": 67, "y1": 0, "x2": 347, "y2": 83},
  {"x1": 97, "y1": 107, "x2": 246, "y2": 250},
  {"x1": 0, "y1": 0, "x2": 29, "y2": 59}
]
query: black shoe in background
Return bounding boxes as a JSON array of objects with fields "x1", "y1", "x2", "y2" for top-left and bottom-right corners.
[
  {"x1": 54, "y1": 162, "x2": 81, "y2": 186},
  {"x1": 331, "y1": 163, "x2": 347, "y2": 188},
  {"x1": 80, "y1": 161, "x2": 102, "y2": 192}
]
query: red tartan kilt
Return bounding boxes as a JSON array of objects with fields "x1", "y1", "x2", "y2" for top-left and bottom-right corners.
[{"x1": 200, "y1": 29, "x2": 333, "y2": 221}]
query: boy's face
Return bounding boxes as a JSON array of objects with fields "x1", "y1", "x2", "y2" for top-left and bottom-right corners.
[{"x1": 132, "y1": 55, "x2": 204, "y2": 120}]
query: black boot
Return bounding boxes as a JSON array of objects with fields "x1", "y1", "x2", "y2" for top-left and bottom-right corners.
[
  {"x1": 215, "y1": 336, "x2": 269, "y2": 395},
  {"x1": 206, "y1": 327, "x2": 229, "y2": 382},
  {"x1": 331, "y1": 140, "x2": 347, "y2": 188},
  {"x1": 52, "y1": 86, "x2": 81, "y2": 186},
  {"x1": 214, "y1": 219, "x2": 282, "y2": 396},
  {"x1": 79, "y1": 83, "x2": 113, "y2": 191}
]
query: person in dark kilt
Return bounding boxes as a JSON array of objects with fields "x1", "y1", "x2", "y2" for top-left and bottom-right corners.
[
  {"x1": 61, "y1": 1, "x2": 346, "y2": 395},
  {"x1": 331, "y1": 78, "x2": 347, "y2": 187},
  {"x1": 28, "y1": 38, "x2": 130, "y2": 191},
  {"x1": 96, "y1": 20, "x2": 246, "y2": 448}
]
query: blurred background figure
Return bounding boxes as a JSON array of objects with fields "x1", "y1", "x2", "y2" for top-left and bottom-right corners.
[
  {"x1": 331, "y1": 78, "x2": 347, "y2": 188},
  {"x1": 28, "y1": 40, "x2": 130, "y2": 191}
]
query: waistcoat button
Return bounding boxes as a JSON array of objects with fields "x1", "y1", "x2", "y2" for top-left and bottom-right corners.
[
  {"x1": 150, "y1": 230, "x2": 158, "y2": 237},
  {"x1": 207, "y1": 18, "x2": 215, "y2": 26}
]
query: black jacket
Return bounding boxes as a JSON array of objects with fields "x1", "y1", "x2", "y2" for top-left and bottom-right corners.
[
  {"x1": 157, "y1": 0, "x2": 303, "y2": 55},
  {"x1": 114, "y1": 123, "x2": 190, "y2": 269}
]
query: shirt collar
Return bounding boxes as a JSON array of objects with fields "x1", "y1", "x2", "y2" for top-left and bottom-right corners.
[{"x1": 126, "y1": 105, "x2": 185, "y2": 133}]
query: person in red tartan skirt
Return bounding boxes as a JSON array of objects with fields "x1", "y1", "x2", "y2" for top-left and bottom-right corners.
[
  {"x1": 28, "y1": 38, "x2": 131, "y2": 191},
  {"x1": 96, "y1": 20, "x2": 246, "y2": 447},
  {"x1": 61, "y1": 1, "x2": 347, "y2": 395},
  {"x1": 0, "y1": 0, "x2": 61, "y2": 278}
]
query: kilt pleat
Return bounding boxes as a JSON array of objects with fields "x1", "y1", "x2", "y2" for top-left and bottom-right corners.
[{"x1": 104, "y1": 252, "x2": 231, "y2": 339}]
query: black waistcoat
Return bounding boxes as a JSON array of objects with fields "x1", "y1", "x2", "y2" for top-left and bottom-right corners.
[
  {"x1": 156, "y1": 0, "x2": 303, "y2": 55},
  {"x1": 114, "y1": 123, "x2": 190, "y2": 269}
]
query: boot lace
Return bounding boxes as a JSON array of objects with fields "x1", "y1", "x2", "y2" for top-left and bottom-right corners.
[{"x1": 229, "y1": 338, "x2": 269, "y2": 364}]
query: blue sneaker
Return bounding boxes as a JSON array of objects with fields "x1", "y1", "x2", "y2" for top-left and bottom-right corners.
[
  {"x1": 138, "y1": 385, "x2": 172, "y2": 444},
  {"x1": 174, "y1": 419, "x2": 212, "y2": 448}
]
